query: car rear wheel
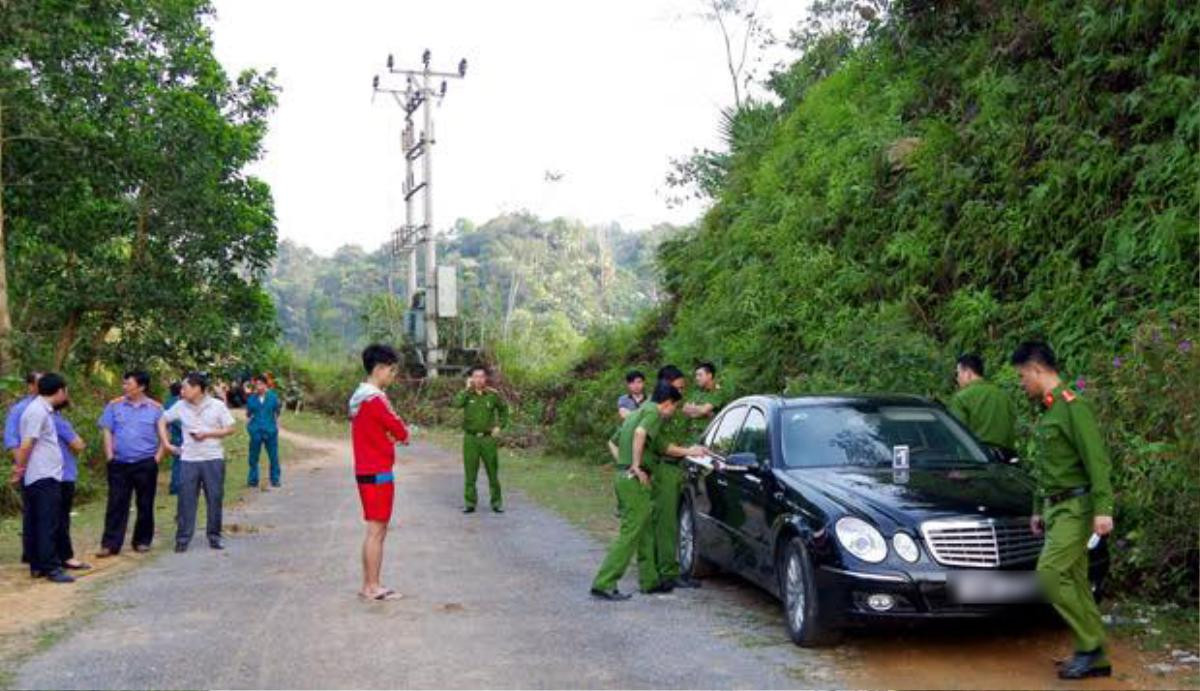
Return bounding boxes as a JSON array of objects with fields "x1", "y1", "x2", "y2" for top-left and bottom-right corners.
[
  {"x1": 678, "y1": 498, "x2": 715, "y2": 578},
  {"x1": 780, "y1": 536, "x2": 839, "y2": 647}
]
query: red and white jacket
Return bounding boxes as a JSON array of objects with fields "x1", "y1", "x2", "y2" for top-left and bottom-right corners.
[{"x1": 348, "y1": 383, "x2": 409, "y2": 475}]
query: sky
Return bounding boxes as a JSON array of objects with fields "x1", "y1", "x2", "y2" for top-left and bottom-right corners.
[{"x1": 209, "y1": 0, "x2": 808, "y2": 256}]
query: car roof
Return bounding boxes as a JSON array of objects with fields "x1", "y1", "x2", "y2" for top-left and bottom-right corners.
[{"x1": 727, "y1": 393, "x2": 934, "y2": 408}]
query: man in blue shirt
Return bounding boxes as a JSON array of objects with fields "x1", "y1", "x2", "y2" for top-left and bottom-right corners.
[
  {"x1": 245, "y1": 374, "x2": 283, "y2": 489},
  {"x1": 5, "y1": 371, "x2": 42, "y2": 565},
  {"x1": 96, "y1": 370, "x2": 164, "y2": 557}
]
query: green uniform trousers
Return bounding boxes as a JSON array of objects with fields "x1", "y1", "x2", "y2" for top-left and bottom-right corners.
[
  {"x1": 463, "y1": 434, "x2": 502, "y2": 510},
  {"x1": 651, "y1": 462, "x2": 684, "y2": 582},
  {"x1": 1037, "y1": 495, "x2": 1107, "y2": 655},
  {"x1": 592, "y1": 472, "x2": 657, "y2": 592}
]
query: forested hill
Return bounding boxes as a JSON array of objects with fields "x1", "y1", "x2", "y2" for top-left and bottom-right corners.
[
  {"x1": 544, "y1": 2, "x2": 1197, "y2": 603},
  {"x1": 267, "y1": 213, "x2": 673, "y2": 375}
]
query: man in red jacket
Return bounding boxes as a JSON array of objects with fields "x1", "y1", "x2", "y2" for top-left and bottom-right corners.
[{"x1": 349, "y1": 344, "x2": 410, "y2": 601}]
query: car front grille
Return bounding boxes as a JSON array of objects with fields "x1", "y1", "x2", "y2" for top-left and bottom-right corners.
[{"x1": 920, "y1": 517, "x2": 1043, "y2": 568}]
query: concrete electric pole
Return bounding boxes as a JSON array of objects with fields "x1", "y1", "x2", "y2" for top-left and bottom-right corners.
[{"x1": 373, "y1": 50, "x2": 467, "y2": 378}]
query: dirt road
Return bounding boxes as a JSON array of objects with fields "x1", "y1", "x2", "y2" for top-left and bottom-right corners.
[
  {"x1": 8, "y1": 428, "x2": 1194, "y2": 690},
  {"x1": 10, "y1": 431, "x2": 839, "y2": 689}
]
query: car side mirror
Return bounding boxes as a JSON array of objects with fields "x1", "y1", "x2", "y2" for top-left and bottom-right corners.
[
  {"x1": 724, "y1": 451, "x2": 759, "y2": 471},
  {"x1": 985, "y1": 444, "x2": 1018, "y2": 465}
]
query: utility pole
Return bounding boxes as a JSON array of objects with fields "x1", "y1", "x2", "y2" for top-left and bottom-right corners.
[{"x1": 373, "y1": 50, "x2": 467, "y2": 378}]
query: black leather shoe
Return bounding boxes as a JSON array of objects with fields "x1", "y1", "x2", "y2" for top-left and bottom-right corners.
[
  {"x1": 209, "y1": 539, "x2": 224, "y2": 550},
  {"x1": 174, "y1": 543, "x2": 188, "y2": 553},
  {"x1": 492, "y1": 506, "x2": 504, "y2": 514},
  {"x1": 672, "y1": 576, "x2": 702, "y2": 589},
  {"x1": 462, "y1": 506, "x2": 476, "y2": 514},
  {"x1": 30, "y1": 569, "x2": 46, "y2": 579},
  {"x1": 44, "y1": 569, "x2": 75, "y2": 584},
  {"x1": 1058, "y1": 650, "x2": 1112, "y2": 680},
  {"x1": 590, "y1": 588, "x2": 631, "y2": 601},
  {"x1": 643, "y1": 583, "x2": 673, "y2": 595}
]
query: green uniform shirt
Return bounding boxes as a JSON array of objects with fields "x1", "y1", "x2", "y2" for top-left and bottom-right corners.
[
  {"x1": 610, "y1": 402, "x2": 667, "y2": 471},
  {"x1": 1031, "y1": 385, "x2": 1114, "y2": 515},
  {"x1": 947, "y1": 379, "x2": 1018, "y2": 450},
  {"x1": 451, "y1": 388, "x2": 509, "y2": 434},
  {"x1": 662, "y1": 385, "x2": 728, "y2": 446},
  {"x1": 686, "y1": 385, "x2": 729, "y2": 440}
]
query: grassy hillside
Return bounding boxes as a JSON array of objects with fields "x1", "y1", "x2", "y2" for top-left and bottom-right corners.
[{"x1": 541, "y1": 1, "x2": 1198, "y2": 602}]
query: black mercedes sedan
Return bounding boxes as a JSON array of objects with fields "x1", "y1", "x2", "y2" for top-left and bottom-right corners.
[{"x1": 677, "y1": 394, "x2": 1108, "y2": 646}]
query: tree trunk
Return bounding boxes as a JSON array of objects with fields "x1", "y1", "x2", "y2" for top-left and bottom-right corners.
[
  {"x1": 0, "y1": 98, "x2": 15, "y2": 374},
  {"x1": 53, "y1": 309, "x2": 82, "y2": 370}
]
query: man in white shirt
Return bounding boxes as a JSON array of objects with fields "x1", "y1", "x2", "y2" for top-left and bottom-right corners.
[
  {"x1": 11, "y1": 372, "x2": 74, "y2": 583},
  {"x1": 158, "y1": 372, "x2": 236, "y2": 552}
]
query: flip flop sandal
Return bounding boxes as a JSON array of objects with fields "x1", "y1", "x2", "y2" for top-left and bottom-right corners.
[{"x1": 358, "y1": 589, "x2": 403, "y2": 601}]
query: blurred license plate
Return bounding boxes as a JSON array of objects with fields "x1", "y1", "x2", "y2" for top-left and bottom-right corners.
[{"x1": 948, "y1": 571, "x2": 1040, "y2": 604}]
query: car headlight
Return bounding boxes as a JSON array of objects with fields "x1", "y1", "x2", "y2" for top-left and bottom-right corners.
[
  {"x1": 893, "y1": 532, "x2": 920, "y2": 563},
  {"x1": 835, "y1": 516, "x2": 888, "y2": 563}
]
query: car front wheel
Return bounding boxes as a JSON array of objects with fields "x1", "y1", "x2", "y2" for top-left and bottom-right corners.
[
  {"x1": 678, "y1": 498, "x2": 714, "y2": 579},
  {"x1": 780, "y1": 536, "x2": 839, "y2": 646}
]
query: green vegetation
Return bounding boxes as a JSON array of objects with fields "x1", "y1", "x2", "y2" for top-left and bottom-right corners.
[
  {"x1": 0, "y1": 0, "x2": 280, "y2": 374},
  {"x1": 266, "y1": 213, "x2": 672, "y2": 383},
  {"x1": 0, "y1": 0, "x2": 281, "y2": 517},
  {"x1": 532, "y1": 1, "x2": 1199, "y2": 605}
]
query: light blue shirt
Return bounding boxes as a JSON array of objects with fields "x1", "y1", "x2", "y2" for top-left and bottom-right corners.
[
  {"x1": 20, "y1": 397, "x2": 62, "y2": 485},
  {"x1": 4, "y1": 395, "x2": 34, "y2": 451},
  {"x1": 98, "y1": 396, "x2": 163, "y2": 462},
  {"x1": 54, "y1": 413, "x2": 80, "y2": 482}
]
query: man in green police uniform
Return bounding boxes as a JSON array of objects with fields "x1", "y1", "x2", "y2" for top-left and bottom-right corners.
[
  {"x1": 1012, "y1": 342, "x2": 1114, "y2": 680},
  {"x1": 451, "y1": 366, "x2": 509, "y2": 514},
  {"x1": 592, "y1": 382, "x2": 703, "y2": 600},
  {"x1": 648, "y1": 363, "x2": 726, "y2": 590},
  {"x1": 948, "y1": 353, "x2": 1019, "y2": 458},
  {"x1": 683, "y1": 362, "x2": 728, "y2": 441}
]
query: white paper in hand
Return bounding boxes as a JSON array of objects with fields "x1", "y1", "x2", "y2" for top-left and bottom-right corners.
[{"x1": 684, "y1": 454, "x2": 716, "y2": 472}]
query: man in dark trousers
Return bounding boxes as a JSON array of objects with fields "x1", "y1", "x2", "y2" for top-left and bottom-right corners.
[
  {"x1": 96, "y1": 370, "x2": 163, "y2": 557},
  {"x1": 5, "y1": 371, "x2": 42, "y2": 565},
  {"x1": 11, "y1": 372, "x2": 74, "y2": 583}
]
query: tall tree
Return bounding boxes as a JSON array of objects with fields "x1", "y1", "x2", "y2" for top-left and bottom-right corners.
[{"x1": 0, "y1": 0, "x2": 280, "y2": 372}]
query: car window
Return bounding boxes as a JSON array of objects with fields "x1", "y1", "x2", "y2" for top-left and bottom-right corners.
[
  {"x1": 706, "y1": 405, "x2": 748, "y2": 458},
  {"x1": 780, "y1": 404, "x2": 988, "y2": 468},
  {"x1": 733, "y1": 408, "x2": 769, "y2": 462}
]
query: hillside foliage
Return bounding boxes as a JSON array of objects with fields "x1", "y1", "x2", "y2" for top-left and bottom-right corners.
[{"x1": 536, "y1": 0, "x2": 1198, "y2": 602}]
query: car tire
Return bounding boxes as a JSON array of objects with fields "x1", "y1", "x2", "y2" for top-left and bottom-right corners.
[
  {"x1": 779, "y1": 536, "x2": 840, "y2": 647},
  {"x1": 678, "y1": 497, "x2": 716, "y2": 579}
]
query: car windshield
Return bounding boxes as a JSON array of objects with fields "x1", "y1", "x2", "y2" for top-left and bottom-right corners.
[{"x1": 780, "y1": 403, "x2": 989, "y2": 469}]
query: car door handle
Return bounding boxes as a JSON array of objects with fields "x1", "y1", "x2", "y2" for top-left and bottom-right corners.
[{"x1": 743, "y1": 474, "x2": 762, "y2": 485}]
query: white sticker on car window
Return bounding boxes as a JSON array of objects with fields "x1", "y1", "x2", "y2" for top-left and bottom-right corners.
[{"x1": 892, "y1": 445, "x2": 910, "y2": 470}]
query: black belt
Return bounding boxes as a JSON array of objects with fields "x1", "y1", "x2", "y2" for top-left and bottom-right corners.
[
  {"x1": 356, "y1": 472, "x2": 395, "y2": 485},
  {"x1": 1044, "y1": 486, "x2": 1089, "y2": 507}
]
